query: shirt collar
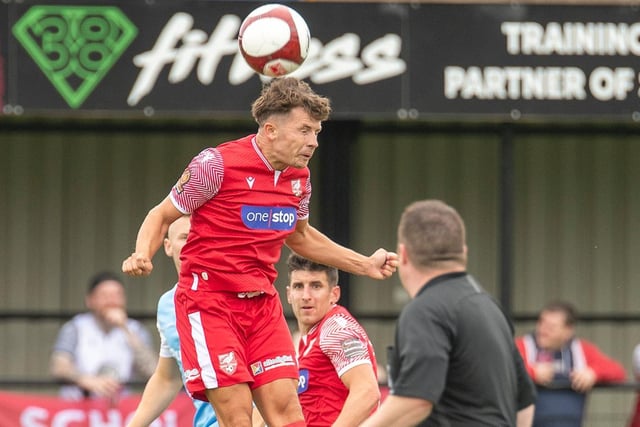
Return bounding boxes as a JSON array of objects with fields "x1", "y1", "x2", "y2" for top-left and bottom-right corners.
[{"x1": 416, "y1": 271, "x2": 468, "y2": 297}]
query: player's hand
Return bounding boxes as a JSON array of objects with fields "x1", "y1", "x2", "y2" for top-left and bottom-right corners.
[
  {"x1": 122, "y1": 253, "x2": 153, "y2": 277},
  {"x1": 368, "y1": 248, "x2": 398, "y2": 279}
]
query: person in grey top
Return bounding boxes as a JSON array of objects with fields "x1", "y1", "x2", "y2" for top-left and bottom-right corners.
[{"x1": 50, "y1": 271, "x2": 157, "y2": 400}]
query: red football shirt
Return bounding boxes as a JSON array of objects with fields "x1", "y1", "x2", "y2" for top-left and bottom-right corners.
[
  {"x1": 297, "y1": 305, "x2": 378, "y2": 426},
  {"x1": 170, "y1": 135, "x2": 311, "y2": 294}
]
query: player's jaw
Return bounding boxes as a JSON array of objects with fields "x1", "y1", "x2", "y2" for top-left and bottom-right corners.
[
  {"x1": 295, "y1": 303, "x2": 322, "y2": 327},
  {"x1": 293, "y1": 148, "x2": 315, "y2": 168}
]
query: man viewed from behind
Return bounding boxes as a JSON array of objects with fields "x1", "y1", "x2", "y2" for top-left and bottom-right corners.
[
  {"x1": 361, "y1": 199, "x2": 536, "y2": 427},
  {"x1": 516, "y1": 300, "x2": 626, "y2": 427},
  {"x1": 50, "y1": 272, "x2": 157, "y2": 400},
  {"x1": 286, "y1": 253, "x2": 380, "y2": 427}
]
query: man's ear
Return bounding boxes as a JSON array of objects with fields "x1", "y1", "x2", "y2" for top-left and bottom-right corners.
[
  {"x1": 163, "y1": 237, "x2": 172, "y2": 257},
  {"x1": 331, "y1": 285, "x2": 341, "y2": 304},
  {"x1": 263, "y1": 121, "x2": 277, "y2": 139},
  {"x1": 398, "y1": 243, "x2": 408, "y2": 265}
]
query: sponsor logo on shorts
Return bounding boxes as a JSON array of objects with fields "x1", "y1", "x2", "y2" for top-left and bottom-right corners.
[
  {"x1": 341, "y1": 338, "x2": 367, "y2": 360},
  {"x1": 184, "y1": 368, "x2": 200, "y2": 382},
  {"x1": 218, "y1": 351, "x2": 238, "y2": 375},
  {"x1": 263, "y1": 354, "x2": 296, "y2": 371},
  {"x1": 251, "y1": 361, "x2": 264, "y2": 376},
  {"x1": 297, "y1": 369, "x2": 309, "y2": 394},
  {"x1": 241, "y1": 206, "x2": 297, "y2": 230}
]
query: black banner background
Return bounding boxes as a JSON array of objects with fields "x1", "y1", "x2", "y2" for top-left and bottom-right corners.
[{"x1": 2, "y1": 1, "x2": 640, "y2": 120}]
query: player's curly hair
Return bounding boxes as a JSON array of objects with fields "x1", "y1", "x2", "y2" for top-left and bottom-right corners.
[{"x1": 251, "y1": 77, "x2": 332, "y2": 125}]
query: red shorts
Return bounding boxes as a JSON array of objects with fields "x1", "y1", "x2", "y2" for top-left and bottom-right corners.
[{"x1": 174, "y1": 284, "x2": 298, "y2": 402}]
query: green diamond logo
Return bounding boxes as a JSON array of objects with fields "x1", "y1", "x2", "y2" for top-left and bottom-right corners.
[{"x1": 13, "y1": 6, "x2": 137, "y2": 108}]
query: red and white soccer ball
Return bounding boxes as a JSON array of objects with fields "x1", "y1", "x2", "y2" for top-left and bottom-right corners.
[{"x1": 238, "y1": 4, "x2": 311, "y2": 77}]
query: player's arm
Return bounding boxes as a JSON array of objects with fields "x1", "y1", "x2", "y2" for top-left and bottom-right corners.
[
  {"x1": 126, "y1": 357, "x2": 184, "y2": 427},
  {"x1": 359, "y1": 394, "x2": 432, "y2": 427},
  {"x1": 122, "y1": 196, "x2": 183, "y2": 277},
  {"x1": 285, "y1": 220, "x2": 397, "y2": 279},
  {"x1": 332, "y1": 364, "x2": 380, "y2": 427}
]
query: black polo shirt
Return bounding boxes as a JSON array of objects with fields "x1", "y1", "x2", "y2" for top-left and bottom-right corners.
[{"x1": 388, "y1": 272, "x2": 531, "y2": 426}]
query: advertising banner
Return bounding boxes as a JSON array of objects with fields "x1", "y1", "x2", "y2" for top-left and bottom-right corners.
[
  {"x1": 3, "y1": 1, "x2": 640, "y2": 119},
  {"x1": 0, "y1": 390, "x2": 195, "y2": 427}
]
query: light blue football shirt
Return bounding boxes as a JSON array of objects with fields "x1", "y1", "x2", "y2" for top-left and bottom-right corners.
[{"x1": 157, "y1": 285, "x2": 218, "y2": 427}]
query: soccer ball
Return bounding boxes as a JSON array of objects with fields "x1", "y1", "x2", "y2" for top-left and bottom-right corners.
[{"x1": 238, "y1": 4, "x2": 310, "y2": 77}]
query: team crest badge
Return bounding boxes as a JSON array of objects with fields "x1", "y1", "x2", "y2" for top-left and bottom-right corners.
[
  {"x1": 218, "y1": 351, "x2": 238, "y2": 375},
  {"x1": 291, "y1": 179, "x2": 302, "y2": 197},
  {"x1": 175, "y1": 168, "x2": 191, "y2": 194}
]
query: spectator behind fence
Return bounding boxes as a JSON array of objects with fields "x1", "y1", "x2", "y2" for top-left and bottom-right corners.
[
  {"x1": 50, "y1": 271, "x2": 157, "y2": 400},
  {"x1": 627, "y1": 342, "x2": 640, "y2": 427},
  {"x1": 361, "y1": 199, "x2": 536, "y2": 427},
  {"x1": 516, "y1": 300, "x2": 627, "y2": 427},
  {"x1": 286, "y1": 252, "x2": 380, "y2": 426}
]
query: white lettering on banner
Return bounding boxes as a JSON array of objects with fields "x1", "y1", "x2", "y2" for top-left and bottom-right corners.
[
  {"x1": 444, "y1": 65, "x2": 638, "y2": 101},
  {"x1": 128, "y1": 12, "x2": 407, "y2": 106},
  {"x1": 444, "y1": 66, "x2": 587, "y2": 100},
  {"x1": 589, "y1": 66, "x2": 635, "y2": 100},
  {"x1": 356, "y1": 34, "x2": 407, "y2": 85},
  {"x1": 20, "y1": 406, "x2": 56, "y2": 427},
  {"x1": 293, "y1": 34, "x2": 406, "y2": 85},
  {"x1": 19, "y1": 406, "x2": 178, "y2": 427},
  {"x1": 501, "y1": 22, "x2": 640, "y2": 56},
  {"x1": 128, "y1": 13, "x2": 241, "y2": 105},
  {"x1": 444, "y1": 19, "x2": 640, "y2": 102}
]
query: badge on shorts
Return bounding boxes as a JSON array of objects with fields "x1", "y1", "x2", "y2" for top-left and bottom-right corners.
[{"x1": 218, "y1": 351, "x2": 238, "y2": 375}]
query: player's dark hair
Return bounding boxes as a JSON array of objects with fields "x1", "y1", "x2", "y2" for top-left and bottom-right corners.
[
  {"x1": 251, "y1": 77, "x2": 331, "y2": 125},
  {"x1": 286, "y1": 252, "x2": 338, "y2": 286},
  {"x1": 87, "y1": 271, "x2": 123, "y2": 294},
  {"x1": 541, "y1": 300, "x2": 577, "y2": 326}
]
